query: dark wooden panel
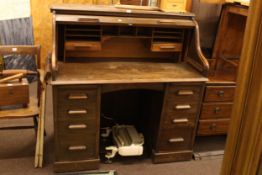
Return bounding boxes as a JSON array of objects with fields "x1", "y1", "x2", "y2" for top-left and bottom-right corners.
[
  {"x1": 152, "y1": 150, "x2": 192, "y2": 163},
  {"x1": 204, "y1": 86, "x2": 235, "y2": 102},
  {"x1": 200, "y1": 102, "x2": 233, "y2": 119}
]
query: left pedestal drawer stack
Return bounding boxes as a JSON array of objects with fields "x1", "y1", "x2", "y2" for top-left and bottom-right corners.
[{"x1": 53, "y1": 85, "x2": 101, "y2": 172}]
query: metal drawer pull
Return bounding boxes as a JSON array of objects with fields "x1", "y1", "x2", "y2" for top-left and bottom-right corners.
[
  {"x1": 175, "y1": 105, "x2": 191, "y2": 110},
  {"x1": 177, "y1": 90, "x2": 194, "y2": 96},
  {"x1": 217, "y1": 90, "x2": 225, "y2": 97},
  {"x1": 169, "y1": 138, "x2": 184, "y2": 143},
  {"x1": 68, "y1": 145, "x2": 87, "y2": 151},
  {"x1": 159, "y1": 45, "x2": 176, "y2": 49},
  {"x1": 68, "y1": 94, "x2": 88, "y2": 100},
  {"x1": 173, "y1": 118, "x2": 189, "y2": 124},
  {"x1": 68, "y1": 124, "x2": 87, "y2": 129},
  {"x1": 214, "y1": 107, "x2": 221, "y2": 114},
  {"x1": 68, "y1": 109, "x2": 87, "y2": 115}
]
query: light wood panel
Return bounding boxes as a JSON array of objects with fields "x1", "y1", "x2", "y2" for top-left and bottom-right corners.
[{"x1": 220, "y1": 0, "x2": 262, "y2": 174}]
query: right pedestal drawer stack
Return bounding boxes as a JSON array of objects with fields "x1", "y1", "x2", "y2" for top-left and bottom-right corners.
[{"x1": 197, "y1": 84, "x2": 235, "y2": 136}]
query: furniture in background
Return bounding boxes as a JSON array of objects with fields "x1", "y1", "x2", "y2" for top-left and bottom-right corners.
[
  {"x1": 49, "y1": 4, "x2": 209, "y2": 172},
  {"x1": 0, "y1": 45, "x2": 47, "y2": 168},
  {"x1": 197, "y1": 3, "x2": 248, "y2": 136}
]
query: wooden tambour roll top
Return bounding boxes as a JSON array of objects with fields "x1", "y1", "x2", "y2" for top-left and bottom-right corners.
[{"x1": 50, "y1": 4, "x2": 209, "y2": 78}]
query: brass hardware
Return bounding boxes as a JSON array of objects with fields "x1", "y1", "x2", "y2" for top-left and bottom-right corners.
[
  {"x1": 169, "y1": 138, "x2": 184, "y2": 143},
  {"x1": 68, "y1": 145, "x2": 87, "y2": 151},
  {"x1": 214, "y1": 107, "x2": 221, "y2": 114},
  {"x1": 68, "y1": 93, "x2": 88, "y2": 100},
  {"x1": 209, "y1": 123, "x2": 217, "y2": 130},
  {"x1": 175, "y1": 104, "x2": 191, "y2": 110},
  {"x1": 173, "y1": 118, "x2": 189, "y2": 123},
  {"x1": 217, "y1": 90, "x2": 225, "y2": 97},
  {"x1": 177, "y1": 90, "x2": 194, "y2": 96},
  {"x1": 68, "y1": 124, "x2": 87, "y2": 129},
  {"x1": 159, "y1": 45, "x2": 176, "y2": 49},
  {"x1": 68, "y1": 109, "x2": 87, "y2": 115}
]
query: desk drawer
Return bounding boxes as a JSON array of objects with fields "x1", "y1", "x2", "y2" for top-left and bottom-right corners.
[
  {"x1": 167, "y1": 85, "x2": 202, "y2": 102},
  {"x1": 57, "y1": 118, "x2": 97, "y2": 135},
  {"x1": 204, "y1": 86, "x2": 235, "y2": 102},
  {"x1": 157, "y1": 128, "x2": 193, "y2": 152},
  {"x1": 151, "y1": 43, "x2": 182, "y2": 52},
  {"x1": 163, "y1": 114, "x2": 197, "y2": 128},
  {"x1": 166, "y1": 102, "x2": 199, "y2": 115},
  {"x1": 56, "y1": 133, "x2": 97, "y2": 161},
  {"x1": 65, "y1": 41, "x2": 101, "y2": 51},
  {"x1": 200, "y1": 103, "x2": 233, "y2": 119},
  {"x1": 197, "y1": 119, "x2": 230, "y2": 136}
]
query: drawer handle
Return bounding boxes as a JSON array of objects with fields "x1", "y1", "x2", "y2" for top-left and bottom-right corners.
[
  {"x1": 214, "y1": 107, "x2": 221, "y2": 114},
  {"x1": 68, "y1": 109, "x2": 87, "y2": 115},
  {"x1": 68, "y1": 145, "x2": 87, "y2": 151},
  {"x1": 77, "y1": 18, "x2": 99, "y2": 22},
  {"x1": 209, "y1": 123, "x2": 217, "y2": 130},
  {"x1": 73, "y1": 45, "x2": 92, "y2": 49},
  {"x1": 175, "y1": 105, "x2": 191, "y2": 110},
  {"x1": 172, "y1": 118, "x2": 189, "y2": 124},
  {"x1": 68, "y1": 124, "x2": 87, "y2": 129},
  {"x1": 177, "y1": 90, "x2": 194, "y2": 96},
  {"x1": 158, "y1": 20, "x2": 176, "y2": 24},
  {"x1": 217, "y1": 90, "x2": 225, "y2": 97},
  {"x1": 169, "y1": 138, "x2": 184, "y2": 143},
  {"x1": 68, "y1": 94, "x2": 88, "y2": 100},
  {"x1": 159, "y1": 45, "x2": 176, "y2": 49}
]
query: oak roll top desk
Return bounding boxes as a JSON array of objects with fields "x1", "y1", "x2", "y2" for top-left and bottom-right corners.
[{"x1": 49, "y1": 4, "x2": 209, "y2": 172}]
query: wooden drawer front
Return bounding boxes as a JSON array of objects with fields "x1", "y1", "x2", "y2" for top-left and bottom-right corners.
[
  {"x1": 65, "y1": 41, "x2": 101, "y2": 51},
  {"x1": 204, "y1": 86, "x2": 235, "y2": 102},
  {"x1": 197, "y1": 119, "x2": 230, "y2": 136},
  {"x1": 200, "y1": 103, "x2": 233, "y2": 119},
  {"x1": 56, "y1": 134, "x2": 97, "y2": 161},
  {"x1": 157, "y1": 128, "x2": 193, "y2": 152},
  {"x1": 57, "y1": 118, "x2": 97, "y2": 135},
  {"x1": 166, "y1": 102, "x2": 199, "y2": 115},
  {"x1": 57, "y1": 86, "x2": 98, "y2": 106},
  {"x1": 151, "y1": 43, "x2": 182, "y2": 52},
  {"x1": 163, "y1": 114, "x2": 196, "y2": 128},
  {"x1": 167, "y1": 85, "x2": 202, "y2": 102},
  {"x1": 57, "y1": 104, "x2": 97, "y2": 121}
]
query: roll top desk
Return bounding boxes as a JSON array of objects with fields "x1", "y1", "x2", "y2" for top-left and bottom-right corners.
[{"x1": 50, "y1": 5, "x2": 209, "y2": 172}]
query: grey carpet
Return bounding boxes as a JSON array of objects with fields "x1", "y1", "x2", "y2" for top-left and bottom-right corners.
[{"x1": 0, "y1": 84, "x2": 224, "y2": 175}]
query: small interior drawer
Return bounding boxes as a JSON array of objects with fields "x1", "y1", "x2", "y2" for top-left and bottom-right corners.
[
  {"x1": 65, "y1": 41, "x2": 101, "y2": 51},
  {"x1": 151, "y1": 42, "x2": 182, "y2": 52},
  {"x1": 204, "y1": 86, "x2": 235, "y2": 102},
  {"x1": 197, "y1": 119, "x2": 230, "y2": 136},
  {"x1": 200, "y1": 103, "x2": 233, "y2": 119},
  {"x1": 157, "y1": 128, "x2": 193, "y2": 152}
]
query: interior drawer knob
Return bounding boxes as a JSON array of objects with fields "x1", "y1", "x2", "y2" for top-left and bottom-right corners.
[
  {"x1": 209, "y1": 123, "x2": 217, "y2": 130},
  {"x1": 175, "y1": 104, "x2": 191, "y2": 110},
  {"x1": 217, "y1": 90, "x2": 225, "y2": 97},
  {"x1": 68, "y1": 93, "x2": 88, "y2": 100},
  {"x1": 177, "y1": 90, "x2": 194, "y2": 96},
  {"x1": 68, "y1": 109, "x2": 87, "y2": 115},
  {"x1": 68, "y1": 145, "x2": 87, "y2": 151},
  {"x1": 169, "y1": 137, "x2": 184, "y2": 143},
  {"x1": 68, "y1": 124, "x2": 87, "y2": 129},
  {"x1": 172, "y1": 118, "x2": 189, "y2": 124}
]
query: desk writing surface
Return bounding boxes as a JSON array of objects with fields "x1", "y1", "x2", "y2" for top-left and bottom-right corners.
[{"x1": 51, "y1": 62, "x2": 208, "y2": 85}]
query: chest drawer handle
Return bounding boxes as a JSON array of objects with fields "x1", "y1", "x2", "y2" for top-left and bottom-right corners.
[
  {"x1": 177, "y1": 90, "x2": 194, "y2": 96},
  {"x1": 68, "y1": 94, "x2": 88, "y2": 100},
  {"x1": 68, "y1": 124, "x2": 87, "y2": 130},
  {"x1": 169, "y1": 138, "x2": 184, "y2": 143},
  {"x1": 68, "y1": 109, "x2": 87, "y2": 115},
  {"x1": 175, "y1": 105, "x2": 191, "y2": 110},
  {"x1": 173, "y1": 118, "x2": 189, "y2": 124},
  {"x1": 214, "y1": 107, "x2": 221, "y2": 114},
  {"x1": 217, "y1": 90, "x2": 225, "y2": 97},
  {"x1": 209, "y1": 123, "x2": 217, "y2": 130},
  {"x1": 159, "y1": 45, "x2": 176, "y2": 49},
  {"x1": 68, "y1": 145, "x2": 87, "y2": 151}
]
